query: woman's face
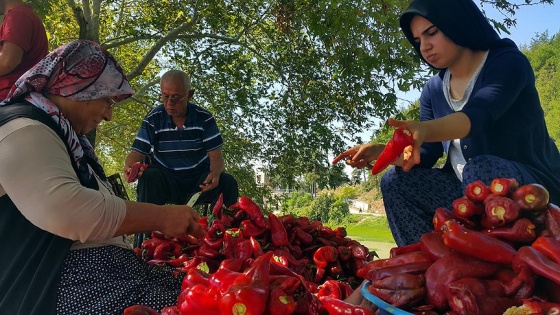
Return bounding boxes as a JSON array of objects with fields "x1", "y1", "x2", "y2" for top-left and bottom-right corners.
[
  {"x1": 50, "y1": 95, "x2": 115, "y2": 135},
  {"x1": 410, "y1": 16, "x2": 462, "y2": 69}
]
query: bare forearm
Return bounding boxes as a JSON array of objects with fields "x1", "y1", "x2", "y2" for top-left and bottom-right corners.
[{"x1": 422, "y1": 112, "x2": 471, "y2": 142}]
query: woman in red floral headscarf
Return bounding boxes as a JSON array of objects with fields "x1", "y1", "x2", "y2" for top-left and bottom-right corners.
[{"x1": 0, "y1": 40, "x2": 204, "y2": 314}]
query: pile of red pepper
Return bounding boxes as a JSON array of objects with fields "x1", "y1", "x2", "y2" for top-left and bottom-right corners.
[
  {"x1": 126, "y1": 194, "x2": 377, "y2": 315},
  {"x1": 360, "y1": 178, "x2": 560, "y2": 315}
]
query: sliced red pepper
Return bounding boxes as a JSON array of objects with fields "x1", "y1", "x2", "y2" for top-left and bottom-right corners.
[
  {"x1": 269, "y1": 212, "x2": 289, "y2": 247},
  {"x1": 464, "y1": 180, "x2": 490, "y2": 202},
  {"x1": 442, "y1": 220, "x2": 516, "y2": 265},
  {"x1": 532, "y1": 235, "x2": 560, "y2": 264},
  {"x1": 482, "y1": 218, "x2": 536, "y2": 243},
  {"x1": 318, "y1": 296, "x2": 374, "y2": 315},
  {"x1": 512, "y1": 183, "x2": 550, "y2": 212},
  {"x1": 371, "y1": 126, "x2": 414, "y2": 175},
  {"x1": 489, "y1": 177, "x2": 519, "y2": 197}
]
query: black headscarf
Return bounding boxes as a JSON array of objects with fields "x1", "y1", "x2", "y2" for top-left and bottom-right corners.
[{"x1": 399, "y1": 0, "x2": 517, "y2": 68}]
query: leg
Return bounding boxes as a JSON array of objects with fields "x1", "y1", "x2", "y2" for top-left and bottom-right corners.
[
  {"x1": 217, "y1": 173, "x2": 239, "y2": 207},
  {"x1": 136, "y1": 166, "x2": 177, "y2": 205},
  {"x1": 462, "y1": 155, "x2": 528, "y2": 188},
  {"x1": 381, "y1": 166, "x2": 462, "y2": 246}
]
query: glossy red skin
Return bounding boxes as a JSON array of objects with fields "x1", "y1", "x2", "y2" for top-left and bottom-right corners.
[
  {"x1": 371, "y1": 127, "x2": 414, "y2": 175},
  {"x1": 512, "y1": 183, "x2": 550, "y2": 212}
]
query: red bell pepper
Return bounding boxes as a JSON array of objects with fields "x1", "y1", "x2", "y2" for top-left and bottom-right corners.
[
  {"x1": 389, "y1": 242, "x2": 421, "y2": 257},
  {"x1": 365, "y1": 261, "x2": 433, "y2": 282},
  {"x1": 211, "y1": 193, "x2": 224, "y2": 218},
  {"x1": 318, "y1": 296, "x2": 374, "y2": 315},
  {"x1": 419, "y1": 230, "x2": 453, "y2": 261},
  {"x1": 160, "y1": 306, "x2": 180, "y2": 315},
  {"x1": 489, "y1": 177, "x2": 519, "y2": 197},
  {"x1": 452, "y1": 195, "x2": 483, "y2": 218},
  {"x1": 424, "y1": 253, "x2": 500, "y2": 310},
  {"x1": 432, "y1": 207, "x2": 455, "y2": 231},
  {"x1": 237, "y1": 196, "x2": 269, "y2": 228},
  {"x1": 532, "y1": 235, "x2": 560, "y2": 264},
  {"x1": 512, "y1": 183, "x2": 550, "y2": 212},
  {"x1": 219, "y1": 251, "x2": 274, "y2": 315},
  {"x1": 249, "y1": 236, "x2": 265, "y2": 257},
  {"x1": 334, "y1": 226, "x2": 347, "y2": 238},
  {"x1": 446, "y1": 277, "x2": 520, "y2": 315},
  {"x1": 126, "y1": 161, "x2": 148, "y2": 183},
  {"x1": 239, "y1": 219, "x2": 266, "y2": 237},
  {"x1": 464, "y1": 180, "x2": 490, "y2": 202},
  {"x1": 482, "y1": 218, "x2": 536, "y2": 243},
  {"x1": 236, "y1": 239, "x2": 254, "y2": 260},
  {"x1": 371, "y1": 126, "x2": 414, "y2": 175},
  {"x1": 123, "y1": 305, "x2": 159, "y2": 315},
  {"x1": 513, "y1": 246, "x2": 560, "y2": 285},
  {"x1": 442, "y1": 220, "x2": 517, "y2": 265},
  {"x1": 181, "y1": 267, "x2": 210, "y2": 291},
  {"x1": 317, "y1": 280, "x2": 354, "y2": 300},
  {"x1": 293, "y1": 226, "x2": 313, "y2": 245},
  {"x1": 269, "y1": 212, "x2": 289, "y2": 247},
  {"x1": 368, "y1": 273, "x2": 427, "y2": 309},
  {"x1": 313, "y1": 246, "x2": 338, "y2": 269},
  {"x1": 222, "y1": 228, "x2": 243, "y2": 259},
  {"x1": 483, "y1": 195, "x2": 521, "y2": 228},
  {"x1": 545, "y1": 203, "x2": 560, "y2": 238},
  {"x1": 267, "y1": 287, "x2": 297, "y2": 315},
  {"x1": 179, "y1": 283, "x2": 220, "y2": 315}
]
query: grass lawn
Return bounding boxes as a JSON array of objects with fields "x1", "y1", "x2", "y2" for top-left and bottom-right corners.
[{"x1": 342, "y1": 215, "x2": 395, "y2": 243}]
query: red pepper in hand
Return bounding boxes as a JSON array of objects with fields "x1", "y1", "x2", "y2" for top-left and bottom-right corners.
[
  {"x1": 512, "y1": 183, "x2": 550, "y2": 212},
  {"x1": 442, "y1": 220, "x2": 516, "y2": 265},
  {"x1": 371, "y1": 126, "x2": 414, "y2": 175},
  {"x1": 319, "y1": 296, "x2": 374, "y2": 315},
  {"x1": 464, "y1": 180, "x2": 490, "y2": 202}
]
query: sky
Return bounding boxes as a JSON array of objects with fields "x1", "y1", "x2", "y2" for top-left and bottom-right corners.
[{"x1": 342, "y1": 2, "x2": 560, "y2": 176}]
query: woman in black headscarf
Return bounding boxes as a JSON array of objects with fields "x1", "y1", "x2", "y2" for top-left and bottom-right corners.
[{"x1": 334, "y1": 0, "x2": 560, "y2": 246}]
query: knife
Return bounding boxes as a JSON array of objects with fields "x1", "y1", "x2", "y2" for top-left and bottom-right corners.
[{"x1": 186, "y1": 191, "x2": 202, "y2": 207}]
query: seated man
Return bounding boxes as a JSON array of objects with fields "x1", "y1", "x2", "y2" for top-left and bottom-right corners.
[{"x1": 124, "y1": 70, "x2": 239, "y2": 210}]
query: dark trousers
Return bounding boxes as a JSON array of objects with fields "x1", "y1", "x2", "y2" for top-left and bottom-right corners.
[
  {"x1": 136, "y1": 165, "x2": 239, "y2": 208},
  {"x1": 380, "y1": 155, "x2": 536, "y2": 246}
]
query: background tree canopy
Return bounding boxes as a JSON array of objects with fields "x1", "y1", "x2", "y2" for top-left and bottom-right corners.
[{"x1": 27, "y1": 0, "x2": 555, "y2": 203}]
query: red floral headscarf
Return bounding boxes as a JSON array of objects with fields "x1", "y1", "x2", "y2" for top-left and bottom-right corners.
[{"x1": 1, "y1": 39, "x2": 134, "y2": 185}]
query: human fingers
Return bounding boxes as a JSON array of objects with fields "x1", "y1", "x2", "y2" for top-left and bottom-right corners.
[{"x1": 332, "y1": 151, "x2": 354, "y2": 164}]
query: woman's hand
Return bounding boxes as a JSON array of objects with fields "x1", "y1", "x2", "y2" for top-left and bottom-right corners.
[
  {"x1": 332, "y1": 143, "x2": 384, "y2": 169},
  {"x1": 387, "y1": 118, "x2": 427, "y2": 172},
  {"x1": 159, "y1": 205, "x2": 205, "y2": 238}
]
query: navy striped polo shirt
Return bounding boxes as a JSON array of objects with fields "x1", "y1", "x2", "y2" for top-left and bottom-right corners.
[{"x1": 131, "y1": 102, "x2": 223, "y2": 173}]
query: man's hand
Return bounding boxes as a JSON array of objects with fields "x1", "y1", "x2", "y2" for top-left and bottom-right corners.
[{"x1": 200, "y1": 172, "x2": 220, "y2": 192}]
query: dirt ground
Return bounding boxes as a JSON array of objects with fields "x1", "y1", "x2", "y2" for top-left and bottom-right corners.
[{"x1": 358, "y1": 240, "x2": 397, "y2": 259}]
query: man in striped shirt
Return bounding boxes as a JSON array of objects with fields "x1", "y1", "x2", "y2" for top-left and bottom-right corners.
[{"x1": 124, "y1": 70, "x2": 238, "y2": 208}]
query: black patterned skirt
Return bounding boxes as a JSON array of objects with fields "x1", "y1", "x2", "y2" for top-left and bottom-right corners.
[{"x1": 56, "y1": 245, "x2": 183, "y2": 314}]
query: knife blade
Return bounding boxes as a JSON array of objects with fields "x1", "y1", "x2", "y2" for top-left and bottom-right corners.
[{"x1": 186, "y1": 191, "x2": 202, "y2": 207}]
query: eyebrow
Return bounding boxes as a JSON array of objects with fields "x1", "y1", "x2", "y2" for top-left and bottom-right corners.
[{"x1": 413, "y1": 24, "x2": 437, "y2": 41}]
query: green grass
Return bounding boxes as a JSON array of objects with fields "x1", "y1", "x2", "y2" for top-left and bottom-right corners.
[{"x1": 340, "y1": 215, "x2": 395, "y2": 243}]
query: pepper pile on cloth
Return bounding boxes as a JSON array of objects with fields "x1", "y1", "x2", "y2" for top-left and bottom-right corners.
[
  {"x1": 126, "y1": 194, "x2": 377, "y2": 315},
  {"x1": 358, "y1": 178, "x2": 560, "y2": 315}
]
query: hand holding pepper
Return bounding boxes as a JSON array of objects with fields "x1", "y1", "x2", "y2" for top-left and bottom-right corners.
[{"x1": 331, "y1": 143, "x2": 384, "y2": 170}]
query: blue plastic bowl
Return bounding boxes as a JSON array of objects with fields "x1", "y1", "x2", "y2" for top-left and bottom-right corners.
[{"x1": 360, "y1": 281, "x2": 414, "y2": 315}]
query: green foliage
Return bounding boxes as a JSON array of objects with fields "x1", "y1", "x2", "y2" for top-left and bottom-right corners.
[
  {"x1": 307, "y1": 192, "x2": 349, "y2": 224},
  {"x1": 28, "y1": 0, "x2": 558, "y2": 199},
  {"x1": 343, "y1": 215, "x2": 394, "y2": 243}
]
